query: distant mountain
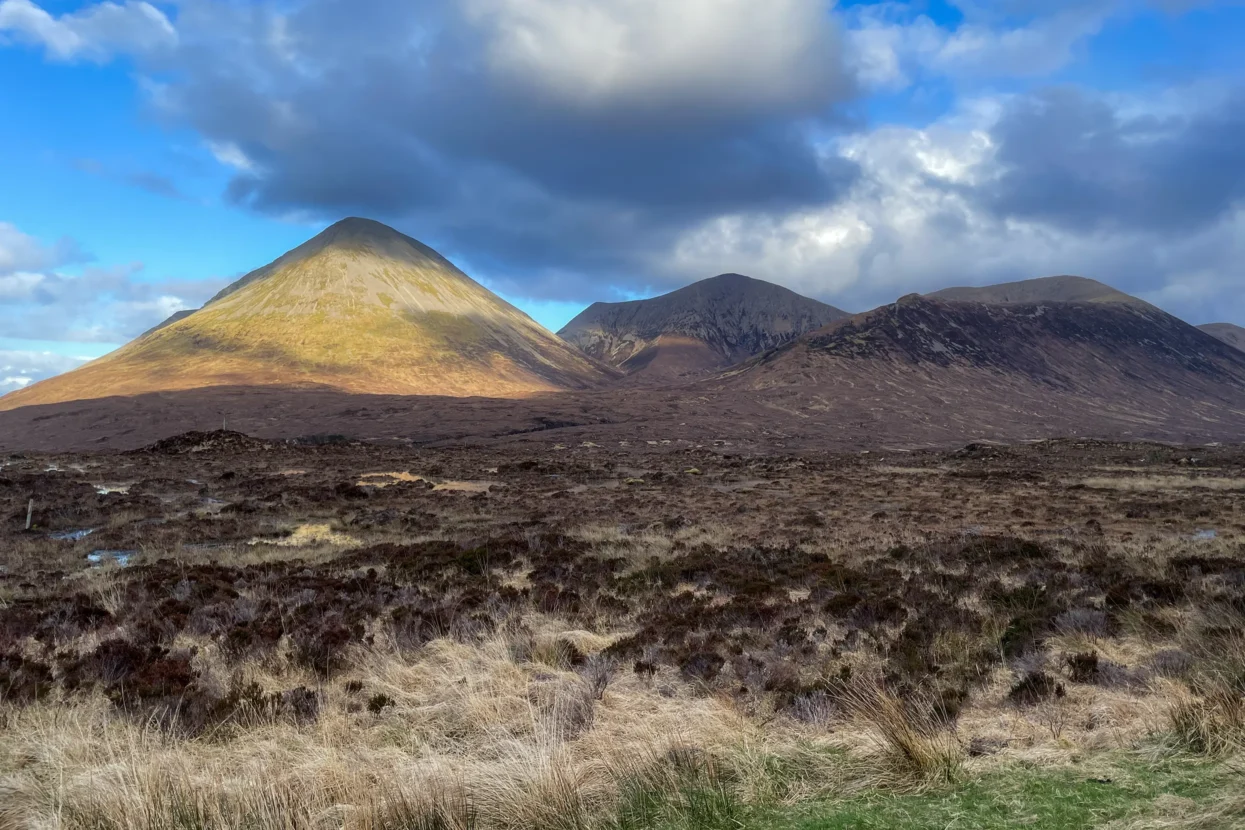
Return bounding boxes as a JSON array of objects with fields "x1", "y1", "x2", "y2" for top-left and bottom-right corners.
[
  {"x1": 927, "y1": 275, "x2": 1145, "y2": 306},
  {"x1": 7, "y1": 293, "x2": 1245, "y2": 451},
  {"x1": 559, "y1": 273, "x2": 848, "y2": 378},
  {"x1": 720, "y1": 293, "x2": 1245, "y2": 440},
  {"x1": 0, "y1": 218, "x2": 613, "y2": 411},
  {"x1": 1199, "y1": 323, "x2": 1245, "y2": 352}
]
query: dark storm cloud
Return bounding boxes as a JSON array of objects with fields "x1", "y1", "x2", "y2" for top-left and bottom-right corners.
[
  {"x1": 976, "y1": 87, "x2": 1245, "y2": 234},
  {"x1": 146, "y1": 0, "x2": 858, "y2": 297}
]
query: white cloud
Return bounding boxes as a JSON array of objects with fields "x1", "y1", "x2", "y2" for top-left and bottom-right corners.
[
  {"x1": 0, "y1": 0, "x2": 176, "y2": 62},
  {"x1": 0, "y1": 221, "x2": 87, "y2": 274},
  {"x1": 844, "y1": 1, "x2": 1115, "y2": 91},
  {"x1": 663, "y1": 91, "x2": 1245, "y2": 326},
  {"x1": 207, "y1": 140, "x2": 256, "y2": 173},
  {"x1": 464, "y1": 0, "x2": 847, "y2": 113},
  {"x1": 0, "y1": 350, "x2": 91, "y2": 393},
  {"x1": 0, "y1": 221, "x2": 227, "y2": 344}
]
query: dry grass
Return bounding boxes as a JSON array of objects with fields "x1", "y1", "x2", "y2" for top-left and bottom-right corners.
[
  {"x1": 840, "y1": 684, "x2": 964, "y2": 790},
  {"x1": 0, "y1": 629, "x2": 836, "y2": 830},
  {"x1": 1105, "y1": 792, "x2": 1245, "y2": 829}
]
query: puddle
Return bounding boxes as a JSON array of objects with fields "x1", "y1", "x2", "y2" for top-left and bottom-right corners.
[
  {"x1": 1193, "y1": 529, "x2": 1218, "y2": 541},
  {"x1": 95, "y1": 484, "x2": 131, "y2": 495},
  {"x1": 50, "y1": 528, "x2": 96, "y2": 541},
  {"x1": 87, "y1": 550, "x2": 136, "y2": 567}
]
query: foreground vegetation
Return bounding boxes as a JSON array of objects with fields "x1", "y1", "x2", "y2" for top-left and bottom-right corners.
[{"x1": 2, "y1": 435, "x2": 1243, "y2": 828}]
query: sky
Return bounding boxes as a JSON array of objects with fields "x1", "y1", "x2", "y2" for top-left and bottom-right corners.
[{"x1": 2, "y1": 0, "x2": 1244, "y2": 393}]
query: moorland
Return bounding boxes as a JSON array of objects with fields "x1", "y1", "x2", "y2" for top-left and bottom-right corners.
[{"x1": 2, "y1": 432, "x2": 1242, "y2": 828}]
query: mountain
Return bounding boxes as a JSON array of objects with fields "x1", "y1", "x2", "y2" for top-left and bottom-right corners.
[
  {"x1": 719, "y1": 293, "x2": 1245, "y2": 441},
  {"x1": 1199, "y1": 323, "x2": 1245, "y2": 352},
  {"x1": 0, "y1": 218, "x2": 613, "y2": 411},
  {"x1": 927, "y1": 275, "x2": 1144, "y2": 306},
  {"x1": 558, "y1": 273, "x2": 848, "y2": 378},
  {"x1": 6, "y1": 293, "x2": 1245, "y2": 451}
]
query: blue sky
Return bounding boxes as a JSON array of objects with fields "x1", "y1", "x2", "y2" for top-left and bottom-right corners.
[{"x1": 2, "y1": 0, "x2": 1244, "y2": 392}]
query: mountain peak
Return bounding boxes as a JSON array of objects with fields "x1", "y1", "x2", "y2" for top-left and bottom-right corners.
[
  {"x1": 559, "y1": 273, "x2": 848, "y2": 378},
  {"x1": 311, "y1": 217, "x2": 422, "y2": 249}
]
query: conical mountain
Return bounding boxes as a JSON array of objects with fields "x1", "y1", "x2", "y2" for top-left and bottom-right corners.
[
  {"x1": 0, "y1": 218, "x2": 613, "y2": 410},
  {"x1": 558, "y1": 273, "x2": 848, "y2": 378}
]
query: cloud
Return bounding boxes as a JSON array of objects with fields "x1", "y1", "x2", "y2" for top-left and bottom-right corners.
[
  {"x1": 72, "y1": 159, "x2": 190, "y2": 200},
  {"x1": 123, "y1": 171, "x2": 188, "y2": 200},
  {"x1": 1, "y1": 222, "x2": 227, "y2": 343},
  {"x1": 0, "y1": 0, "x2": 176, "y2": 62},
  {"x1": 85, "y1": 0, "x2": 855, "y2": 299},
  {"x1": 0, "y1": 350, "x2": 91, "y2": 394},
  {"x1": 0, "y1": 222, "x2": 90, "y2": 273},
  {"x1": 845, "y1": 0, "x2": 1117, "y2": 91},
  {"x1": 464, "y1": 0, "x2": 847, "y2": 114},
  {"x1": 3, "y1": 0, "x2": 1243, "y2": 329},
  {"x1": 975, "y1": 87, "x2": 1245, "y2": 233},
  {"x1": 659, "y1": 85, "x2": 1245, "y2": 326}
]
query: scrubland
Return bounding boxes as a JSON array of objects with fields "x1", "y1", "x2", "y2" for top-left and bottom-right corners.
[{"x1": 1, "y1": 433, "x2": 1243, "y2": 829}]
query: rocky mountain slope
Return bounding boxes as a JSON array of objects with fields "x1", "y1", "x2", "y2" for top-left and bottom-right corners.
[
  {"x1": 1199, "y1": 322, "x2": 1245, "y2": 352},
  {"x1": 715, "y1": 293, "x2": 1245, "y2": 440},
  {"x1": 558, "y1": 273, "x2": 847, "y2": 378},
  {"x1": 0, "y1": 219, "x2": 613, "y2": 410}
]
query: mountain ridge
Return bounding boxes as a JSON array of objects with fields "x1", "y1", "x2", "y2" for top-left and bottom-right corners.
[{"x1": 926, "y1": 275, "x2": 1146, "y2": 306}]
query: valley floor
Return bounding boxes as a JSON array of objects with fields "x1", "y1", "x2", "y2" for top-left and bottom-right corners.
[{"x1": 1, "y1": 435, "x2": 1243, "y2": 828}]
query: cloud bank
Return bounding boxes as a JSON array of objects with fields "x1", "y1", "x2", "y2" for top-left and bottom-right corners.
[{"x1": 2, "y1": 0, "x2": 1243, "y2": 326}]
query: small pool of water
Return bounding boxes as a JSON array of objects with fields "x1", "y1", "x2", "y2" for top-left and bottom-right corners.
[
  {"x1": 1193, "y1": 529, "x2": 1218, "y2": 541},
  {"x1": 87, "y1": 550, "x2": 136, "y2": 567},
  {"x1": 50, "y1": 528, "x2": 96, "y2": 541}
]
